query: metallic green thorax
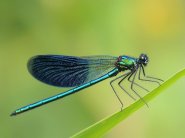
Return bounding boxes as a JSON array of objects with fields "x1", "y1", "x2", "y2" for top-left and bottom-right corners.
[{"x1": 116, "y1": 56, "x2": 137, "y2": 71}]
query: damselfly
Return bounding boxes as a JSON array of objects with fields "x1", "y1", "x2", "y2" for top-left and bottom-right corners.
[{"x1": 11, "y1": 54, "x2": 163, "y2": 116}]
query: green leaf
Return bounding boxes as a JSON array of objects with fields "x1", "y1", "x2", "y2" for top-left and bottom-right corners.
[{"x1": 71, "y1": 68, "x2": 185, "y2": 138}]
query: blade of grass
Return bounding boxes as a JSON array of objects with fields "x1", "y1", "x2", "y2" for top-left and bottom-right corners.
[{"x1": 71, "y1": 68, "x2": 185, "y2": 138}]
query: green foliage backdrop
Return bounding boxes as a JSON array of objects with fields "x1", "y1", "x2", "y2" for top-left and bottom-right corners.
[{"x1": 0, "y1": 0, "x2": 185, "y2": 138}]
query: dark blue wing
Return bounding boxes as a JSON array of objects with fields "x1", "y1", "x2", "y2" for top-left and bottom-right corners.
[{"x1": 28, "y1": 55, "x2": 117, "y2": 87}]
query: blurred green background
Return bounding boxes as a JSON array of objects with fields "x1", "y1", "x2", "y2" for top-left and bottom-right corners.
[{"x1": 0, "y1": 0, "x2": 185, "y2": 138}]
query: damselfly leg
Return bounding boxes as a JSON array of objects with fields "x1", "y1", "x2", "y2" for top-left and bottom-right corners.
[
  {"x1": 139, "y1": 65, "x2": 164, "y2": 86},
  {"x1": 118, "y1": 73, "x2": 136, "y2": 101},
  {"x1": 127, "y1": 70, "x2": 149, "y2": 92},
  {"x1": 141, "y1": 65, "x2": 164, "y2": 82},
  {"x1": 110, "y1": 72, "x2": 131, "y2": 109},
  {"x1": 130, "y1": 68, "x2": 149, "y2": 107}
]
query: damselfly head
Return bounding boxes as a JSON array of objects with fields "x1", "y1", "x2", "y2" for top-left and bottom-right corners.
[{"x1": 138, "y1": 54, "x2": 148, "y2": 66}]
